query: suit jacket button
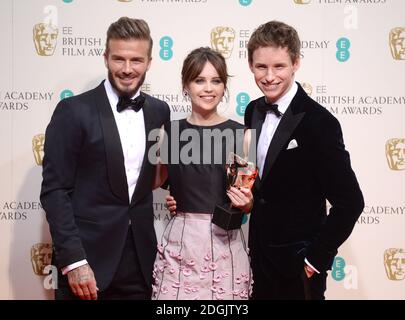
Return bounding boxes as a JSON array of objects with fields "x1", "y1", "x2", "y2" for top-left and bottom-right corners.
[{"x1": 259, "y1": 198, "x2": 266, "y2": 205}]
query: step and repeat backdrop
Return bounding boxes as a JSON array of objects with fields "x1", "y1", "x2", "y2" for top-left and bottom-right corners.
[{"x1": 0, "y1": 0, "x2": 404, "y2": 300}]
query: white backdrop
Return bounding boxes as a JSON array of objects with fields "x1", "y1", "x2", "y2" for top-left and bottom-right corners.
[{"x1": 0, "y1": 0, "x2": 404, "y2": 300}]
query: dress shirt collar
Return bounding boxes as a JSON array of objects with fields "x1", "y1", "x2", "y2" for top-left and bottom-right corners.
[
  {"x1": 264, "y1": 81, "x2": 298, "y2": 115},
  {"x1": 104, "y1": 79, "x2": 141, "y2": 113}
]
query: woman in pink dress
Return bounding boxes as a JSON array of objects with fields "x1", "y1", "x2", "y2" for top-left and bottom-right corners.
[{"x1": 152, "y1": 47, "x2": 254, "y2": 300}]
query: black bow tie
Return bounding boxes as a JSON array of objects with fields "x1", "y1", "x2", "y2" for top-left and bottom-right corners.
[
  {"x1": 117, "y1": 94, "x2": 145, "y2": 113},
  {"x1": 257, "y1": 100, "x2": 283, "y2": 118}
]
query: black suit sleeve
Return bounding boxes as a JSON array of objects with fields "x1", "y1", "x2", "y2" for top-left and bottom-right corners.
[
  {"x1": 306, "y1": 114, "x2": 364, "y2": 271},
  {"x1": 40, "y1": 99, "x2": 87, "y2": 268},
  {"x1": 163, "y1": 101, "x2": 170, "y2": 123},
  {"x1": 157, "y1": 100, "x2": 171, "y2": 189},
  {"x1": 244, "y1": 101, "x2": 255, "y2": 129}
]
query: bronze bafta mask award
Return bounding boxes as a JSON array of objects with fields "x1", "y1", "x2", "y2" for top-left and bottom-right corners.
[{"x1": 212, "y1": 152, "x2": 258, "y2": 230}]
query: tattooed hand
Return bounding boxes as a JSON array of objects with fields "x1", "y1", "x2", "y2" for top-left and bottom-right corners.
[{"x1": 67, "y1": 264, "x2": 98, "y2": 300}]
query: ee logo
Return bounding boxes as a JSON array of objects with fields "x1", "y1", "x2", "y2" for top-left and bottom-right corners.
[
  {"x1": 159, "y1": 36, "x2": 173, "y2": 61},
  {"x1": 332, "y1": 256, "x2": 346, "y2": 281},
  {"x1": 236, "y1": 92, "x2": 250, "y2": 116},
  {"x1": 60, "y1": 89, "x2": 74, "y2": 100},
  {"x1": 336, "y1": 37, "x2": 351, "y2": 62},
  {"x1": 242, "y1": 213, "x2": 248, "y2": 225},
  {"x1": 239, "y1": 0, "x2": 252, "y2": 6}
]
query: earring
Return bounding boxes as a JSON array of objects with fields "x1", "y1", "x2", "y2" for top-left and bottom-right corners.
[{"x1": 183, "y1": 90, "x2": 188, "y2": 96}]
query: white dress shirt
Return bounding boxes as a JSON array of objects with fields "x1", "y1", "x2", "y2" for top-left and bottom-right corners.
[
  {"x1": 104, "y1": 79, "x2": 146, "y2": 202},
  {"x1": 62, "y1": 79, "x2": 145, "y2": 275},
  {"x1": 257, "y1": 82, "x2": 298, "y2": 178}
]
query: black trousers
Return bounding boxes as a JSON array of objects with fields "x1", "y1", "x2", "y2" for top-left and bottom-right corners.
[
  {"x1": 55, "y1": 227, "x2": 150, "y2": 300},
  {"x1": 251, "y1": 251, "x2": 327, "y2": 300}
]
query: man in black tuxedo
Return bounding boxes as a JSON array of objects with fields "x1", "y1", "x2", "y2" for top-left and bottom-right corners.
[
  {"x1": 40, "y1": 17, "x2": 170, "y2": 300},
  {"x1": 244, "y1": 21, "x2": 364, "y2": 300}
]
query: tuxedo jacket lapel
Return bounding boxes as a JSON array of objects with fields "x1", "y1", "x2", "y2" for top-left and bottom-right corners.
[
  {"x1": 250, "y1": 101, "x2": 266, "y2": 190},
  {"x1": 95, "y1": 83, "x2": 129, "y2": 203},
  {"x1": 251, "y1": 99, "x2": 266, "y2": 143},
  {"x1": 261, "y1": 87, "x2": 306, "y2": 183}
]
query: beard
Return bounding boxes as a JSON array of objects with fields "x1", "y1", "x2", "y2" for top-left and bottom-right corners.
[{"x1": 108, "y1": 70, "x2": 146, "y2": 98}]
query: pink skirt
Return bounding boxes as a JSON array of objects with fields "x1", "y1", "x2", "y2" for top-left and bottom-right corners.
[{"x1": 152, "y1": 212, "x2": 252, "y2": 300}]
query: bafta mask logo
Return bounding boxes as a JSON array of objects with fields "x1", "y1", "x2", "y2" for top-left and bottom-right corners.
[
  {"x1": 211, "y1": 27, "x2": 236, "y2": 59},
  {"x1": 33, "y1": 23, "x2": 58, "y2": 56},
  {"x1": 389, "y1": 27, "x2": 405, "y2": 60},
  {"x1": 301, "y1": 82, "x2": 313, "y2": 96},
  {"x1": 31, "y1": 243, "x2": 53, "y2": 276},
  {"x1": 293, "y1": 0, "x2": 311, "y2": 4},
  {"x1": 384, "y1": 248, "x2": 405, "y2": 281},
  {"x1": 385, "y1": 138, "x2": 405, "y2": 171},
  {"x1": 33, "y1": 134, "x2": 45, "y2": 166}
]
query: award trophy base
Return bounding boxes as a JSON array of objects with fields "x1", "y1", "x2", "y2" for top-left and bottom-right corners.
[{"x1": 212, "y1": 203, "x2": 244, "y2": 231}]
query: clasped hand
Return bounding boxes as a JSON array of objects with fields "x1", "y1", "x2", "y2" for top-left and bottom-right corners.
[{"x1": 226, "y1": 186, "x2": 253, "y2": 213}]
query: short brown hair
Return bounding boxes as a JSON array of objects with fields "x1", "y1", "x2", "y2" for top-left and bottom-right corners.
[
  {"x1": 105, "y1": 17, "x2": 153, "y2": 57},
  {"x1": 247, "y1": 21, "x2": 301, "y2": 64},
  {"x1": 181, "y1": 47, "x2": 229, "y2": 91}
]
